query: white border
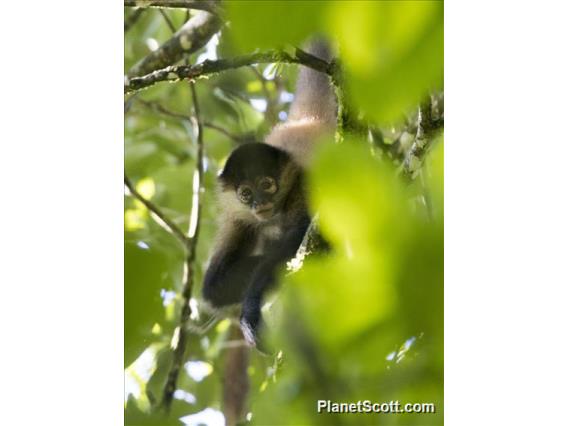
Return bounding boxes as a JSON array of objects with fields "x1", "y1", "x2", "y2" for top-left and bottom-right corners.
[
  {"x1": 0, "y1": 2, "x2": 123, "y2": 425},
  {"x1": 0, "y1": 1, "x2": 567, "y2": 425},
  {"x1": 446, "y1": 2, "x2": 568, "y2": 424}
]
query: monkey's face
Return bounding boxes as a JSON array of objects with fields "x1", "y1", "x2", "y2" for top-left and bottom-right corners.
[
  {"x1": 219, "y1": 143, "x2": 295, "y2": 222},
  {"x1": 236, "y1": 175, "x2": 279, "y2": 220}
]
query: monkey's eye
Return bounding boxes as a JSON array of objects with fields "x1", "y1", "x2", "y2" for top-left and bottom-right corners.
[
  {"x1": 258, "y1": 177, "x2": 277, "y2": 194},
  {"x1": 237, "y1": 185, "x2": 253, "y2": 204}
]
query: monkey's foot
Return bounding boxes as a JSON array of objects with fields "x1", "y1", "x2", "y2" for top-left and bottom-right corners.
[
  {"x1": 240, "y1": 317, "x2": 272, "y2": 355},
  {"x1": 240, "y1": 317, "x2": 257, "y2": 347}
]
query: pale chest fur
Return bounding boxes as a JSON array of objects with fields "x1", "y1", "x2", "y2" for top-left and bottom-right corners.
[{"x1": 251, "y1": 223, "x2": 283, "y2": 256}]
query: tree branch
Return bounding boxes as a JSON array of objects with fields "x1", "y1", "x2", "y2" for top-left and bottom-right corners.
[
  {"x1": 288, "y1": 216, "x2": 328, "y2": 273},
  {"x1": 347, "y1": 118, "x2": 407, "y2": 163},
  {"x1": 369, "y1": 126, "x2": 406, "y2": 162},
  {"x1": 124, "y1": 175, "x2": 189, "y2": 247},
  {"x1": 127, "y1": 10, "x2": 222, "y2": 77},
  {"x1": 125, "y1": 49, "x2": 333, "y2": 94},
  {"x1": 222, "y1": 324, "x2": 250, "y2": 426},
  {"x1": 403, "y1": 96, "x2": 443, "y2": 180},
  {"x1": 347, "y1": 95, "x2": 443, "y2": 167},
  {"x1": 162, "y1": 82, "x2": 205, "y2": 412},
  {"x1": 124, "y1": 0, "x2": 221, "y2": 14}
]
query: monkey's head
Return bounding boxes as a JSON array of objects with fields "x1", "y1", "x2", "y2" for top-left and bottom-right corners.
[{"x1": 219, "y1": 143, "x2": 298, "y2": 222}]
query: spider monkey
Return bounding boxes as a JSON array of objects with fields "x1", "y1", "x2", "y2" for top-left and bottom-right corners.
[{"x1": 202, "y1": 39, "x2": 337, "y2": 348}]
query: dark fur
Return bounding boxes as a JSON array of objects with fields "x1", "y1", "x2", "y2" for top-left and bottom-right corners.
[
  {"x1": 219, "y1": 143, "x2": 290, "y2": 186},
  {"x1": 203, "y1": 143, "x2": 310, "y2": 346}
]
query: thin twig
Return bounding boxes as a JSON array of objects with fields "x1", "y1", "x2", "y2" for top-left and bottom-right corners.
[
  {"x1": 249, "y1": 66, "x2": 278, "y2": 125},
  {"x1": 202, "y1": 122, "x2": 248, "y2": 144},
  {"x1": 125, "y1": 49, "x2": 333, "y2": 94},
  {"x1": 134, "y1": 98, "x2": 245, "y2": 143},
  {"x1": 419, "y1": 161, "x2": 434, "y2": 220},
  {"x1": 124, "y1": 175, "x2": 189, "y2": 247},
  {"x1": 124, "y1": 8, "x2": 145, "y2": 33},
  {"x1": 124, "y1": 94, "x2": 138, "y2": 114},
  {"x1": 161, "y1": 82, "x2": 205, "y2": 412},
  {"x1": 124, "y1": 0, "x2": 221, "y2": 14},
  {"x1": 135, "y1": 98, "x2": 189, "y2": 121},
  {"x1": 159, "y1": 9, "x2": 177, "y2": 33}
]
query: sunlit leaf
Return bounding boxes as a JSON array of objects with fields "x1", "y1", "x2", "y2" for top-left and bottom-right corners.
[
  {"x1": 327, "y1": 0, "x2": 443, "y2": 123},
  {"x1": 136, "y1": 177, "x2": 156, "y2": 199},
  {"x1": 226, "y1": 1, "x2": 328, "y2": 51},
  {"x1": 124, "y1": 239, "x2": 182, "y2": 365}
]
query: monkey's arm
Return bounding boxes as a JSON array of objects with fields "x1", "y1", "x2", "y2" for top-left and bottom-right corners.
[
  {"x1": 240, "y1": 215, "x2": 311, "y2": 344},
  {"x1": 203, "y1": 251, "x2": 263, "y2": 306},
  {"x1": 202, "y1": 221, "x2": 261, "y2": 307}
]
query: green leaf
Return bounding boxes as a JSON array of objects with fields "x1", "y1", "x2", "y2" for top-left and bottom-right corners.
[
  {"x1": 255, "y1": 140, "x2": 444, "y2": 424},
  {"x1": 226, "y1": 1, "x2": 328, "y2": 51},
  {"x1": 124, "y1": 238, "x2": 181, "y2": 366},
  {"x1": 327, "y1": 0, "x2": 443, "y2": 123}
]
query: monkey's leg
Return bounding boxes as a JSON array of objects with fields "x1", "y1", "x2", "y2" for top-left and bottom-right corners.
[
  {"x1": 240, "y1": 220, "x2": 310, "y2": 346},
  {"x1": 240, "y1": 261, "x2": 277, "y2": 348},
  {"x1": 203, "y1": 254, "x2": 263, "y2": 307}
]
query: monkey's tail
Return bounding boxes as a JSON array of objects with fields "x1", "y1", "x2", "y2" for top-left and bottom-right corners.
[{"x1": 287, "y1": 37, "x2": 337, "y2": 126}]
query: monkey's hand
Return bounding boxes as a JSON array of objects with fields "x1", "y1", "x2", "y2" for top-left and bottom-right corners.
[
  {"x1": 239, "y1": 313, "x2": 259, "y2": 347},
  {"x1": 240, "y1": 252, "x2": 286, "y2": 354},
  {"x1": 240, "y1": 294, "x2": 271, "y2": 356}
]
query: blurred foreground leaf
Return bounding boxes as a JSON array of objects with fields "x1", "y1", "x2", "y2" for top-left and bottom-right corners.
[
  {"x1": 328, "y1": 1, "x2": 443, "y2": 123},
  {"x1": 226, "y1": 1, "x2": 328, "y2": 51},
  {"x1": 252, "y1": 140, "x2": 444, "y2": 425}
]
